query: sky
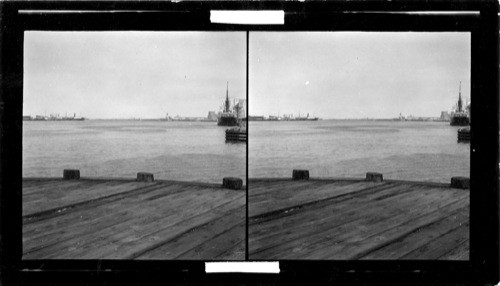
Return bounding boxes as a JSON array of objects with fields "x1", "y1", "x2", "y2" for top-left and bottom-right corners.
[
  {"x1": 24, "y1": 31, "x2": 470, "y2": 119},
  {"x1": 24, "y1": 32, "x2": 246, "y2": 119},
  {"x1": 249, "y1": 32, "x2": 470, "y2": 119}
]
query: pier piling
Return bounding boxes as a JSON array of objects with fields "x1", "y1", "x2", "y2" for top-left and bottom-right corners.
[
  {"x1": 292, "y1": 170, "x2": 310, "y2": 180},
  {"x1": 225, "y1": 128, "x2": 247, "y2": 143},
  {"x1": 457, "y1": 127, "x2": 471, "y2": 142},
  {"x1": 222, "y1": 177, "x2": 243, "y2": 190},
  {"x1": 137, "y1": 172, "x2": 154, "y2": 182},
  {"x1": 63, "y1": 169, "x2": 80, "y2": 180},
  {"x1": 366, "y1": 172, "x2": 383, "y2": 182},
  {"x1": 451, "y1": 177, "x2": 470, "y2": 189}
]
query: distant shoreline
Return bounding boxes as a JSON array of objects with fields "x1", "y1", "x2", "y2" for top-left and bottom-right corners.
[{"x1": 23, "y1": 117, "x2": 449, "y2": 122}]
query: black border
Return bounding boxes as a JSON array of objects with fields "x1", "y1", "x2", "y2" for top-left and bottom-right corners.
[{"x1": 1, "y1": 1, "x2": 498, "y2": 285}]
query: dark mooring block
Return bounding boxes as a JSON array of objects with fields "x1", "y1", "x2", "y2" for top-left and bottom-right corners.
[
  {"x1": 137, "y1": 172, "x2": 154, "y2": 182},
  {"x1": 366, "y1": 172, "x2": 383, "y2": 182},
  {"x1": 63, "y1": 169, "x2": 80, "y2": 180},
  {"x1": 292, "y1": 169, "x2": 310, "y2": 180},
  {"x1": 223, "y1": 177, "x2": 243, "y2": 190},
  {"x1": 451, "y1": 177, "x2": 470, "y2": 189}
]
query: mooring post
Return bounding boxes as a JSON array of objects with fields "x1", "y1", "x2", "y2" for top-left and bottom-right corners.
[
  {"x1": 63, "y1": 169, "x2": 80, "y2": 180},
  {"x1": 293, "y1": 170, "x2": 309, "y2": 180},
  {"x1": 223, "y1": 177, "x2": 243, "y2": 190},
  {"x1": 450, "y1": 177, "x2": 470, "y2": 189},
  {"x1": 366, "y1": 172, "x2": 383, "y2": 182},
  {"x1": 137, "y1": 172, "x2": 154, "y2": 182}
]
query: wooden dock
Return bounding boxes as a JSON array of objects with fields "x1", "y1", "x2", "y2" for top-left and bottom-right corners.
[
  {"x1": 249, "y1": 178, "x2": 469, "y2": 260},
  {"x1": 225, "y1": 128, "x2": 247, "y2": 143},
  {"x1": 23, "y1": 178, "x2": 245, "y2": 260},
  {"x1": 458, "y1": 127, "x2": 471, "y2": 142}
]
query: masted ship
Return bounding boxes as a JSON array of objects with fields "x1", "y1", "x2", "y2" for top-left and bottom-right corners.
[
  {"x1": 217, "y1": 82, "x2": 242, "y2": 127},
  {"x1": 450, "y1": 82, "x2": 470, "y2": 126}
]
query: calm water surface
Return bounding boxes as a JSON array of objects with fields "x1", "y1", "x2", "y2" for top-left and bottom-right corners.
[
  {"x1": 23, "y1": 120, "x2": 245, "y2": 183},
  {"x1": 249, "y1": 120, "x2": 470, "y2": 183},
  {"x1": 24, "y1": 120, "x2": 470, "y2": 184}
]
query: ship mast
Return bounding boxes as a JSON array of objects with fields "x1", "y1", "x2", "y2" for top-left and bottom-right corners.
[
  {"x1": 457, "y1": 81, "x2": 463, "y2": 112},
  {"x1": 225, "y1": 81, "x2": 231, "y2": 113}
]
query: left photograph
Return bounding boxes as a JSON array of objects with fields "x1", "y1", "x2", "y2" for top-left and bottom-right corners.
[{"x1": 22, "y1": 32, "x2": 247, "y2": 260}]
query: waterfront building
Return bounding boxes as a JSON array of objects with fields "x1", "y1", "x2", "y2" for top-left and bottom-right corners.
[
  {"x1": 440, "y1": 111, "x2": 450, "y2": 121},
  {"x1": 207, "y1": 111, "x2": 218, "y2": 121}
]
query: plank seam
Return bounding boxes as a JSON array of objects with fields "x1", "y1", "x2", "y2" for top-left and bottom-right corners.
[
  {"x1": 23, "y1": 183, "x2": 172, "y2": 224},
  {"x1": 121, "y1": 199, "x2": 244, "y2": 259},
  {"x1": 349, "y1": 206, "x2": 469, "y2": 260},
  {"x1": 250, "y1": 182, "x2": 405, "y2": 222}
]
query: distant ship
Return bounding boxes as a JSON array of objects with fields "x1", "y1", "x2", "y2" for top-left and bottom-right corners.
[
  {"x1": 248, "y1": 116, "x2": 264, "y2": 121},
  {"x1": 247, "y1": 113, "x2": 319, "y2": 121},
  {"x1": 450, "y1": 82, "x2": 470, "y2": 126},
  {"x1": 217, "y1": 82, "x2": 241, "y2": 127},
  {"x1": 292, "y1": 115, "x2": 319, "y2": 121},
  {"x1": 282, "y1": 113, "x2": 319, "y2": 121}
]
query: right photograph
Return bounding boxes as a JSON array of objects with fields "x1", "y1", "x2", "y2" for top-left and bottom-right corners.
[{"x1": 248, "y1": 32, "x2": 471, "y2": 260}]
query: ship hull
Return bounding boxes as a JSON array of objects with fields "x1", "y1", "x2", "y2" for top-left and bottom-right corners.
[
  {"x1": 450, "y1": 116, "x2": 469, "y2": 126},
  {"x1": 217, "y1": 117, "x2": 239, "y2": 126}
]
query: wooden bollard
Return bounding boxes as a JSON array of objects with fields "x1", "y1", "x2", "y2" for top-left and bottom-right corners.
[
  {"x1": 63, "y1": 169, "x2": 80, "y2": 180},
  {"x1": 451, "y1": 177, "x2": 470, "y2": 189},
  {"x1": 366, "y1": 172, "x2": 383, "y2": 182},
  {"x1": 137, "y1": 172, "x2": 154, "y2": 182},
  {"x1": 223, "y1": 177, "x2": 243, "y2": 190},
  {"x1": 292, "y1": 170, "x2": 309, "y2": 180}
]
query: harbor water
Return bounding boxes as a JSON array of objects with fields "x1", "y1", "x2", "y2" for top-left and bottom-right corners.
[
  {"x1": 23, "y1": 120, "x2": 245, "y2": 184},
  {"x1": 249, "y1": 120, "x2": 470, "y2": 184},
  {"x1": 23, "y1": 120, "x2": 470, "y2": 184}
]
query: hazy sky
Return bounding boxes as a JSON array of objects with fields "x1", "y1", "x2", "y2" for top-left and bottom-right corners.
[
  {"x1": 249, "y1": 32, "x2": 470, "y2": 119},
  {"x1": 24, "y1": 32, "x2": 246, "y2": 119},
  {"x1": 24, "y1": 31, "x2": 470, "y2": 119}
]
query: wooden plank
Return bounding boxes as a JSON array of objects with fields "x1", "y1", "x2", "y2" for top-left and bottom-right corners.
[
  {"x1": 23, "y1": 179, "x2": 101, "y2": 195},
  {"x1": 251, "y1": 182, "x2": 422, "y2": 225},
  {"x1": 24, "y1": 187, "x2": 231, "y2": 257},
  {"x1": 75, "y1": 194, "x2": 244, "y2": 260},
  {"x1": 22, "y1": 179, "x2": 70, "y2": 192},
  {"x1": 359, "y1": 206, "x2": 469, "y2": 259},
  {"x1": 23, "y1": 183, "x2": 181, "y2": 242},
  {"x1": 249, "y1": 184, "x2": 463, "y2": 250},
  {"x1": 327, "y1": 200, "x2": 468, "y2": 260},
  {"x1": 284, "y1": 194, "x2": 463, "y2": 259},
  {"x1": 249, "y1": 180, "x2": 469, "y2": 260},
  {"x1": 23, "y1": 183, "x2": 191, "y2": 256},
  {"x1": 249, "y1": 183, "x2": 421, "y2": 246},
  {"x1": 250, "y1": 180, "x2": 390, "y2": 217},
  {"x1": 23, "y1": 180, "x2": 158, "y2": 216},
  {"x1": 252, "y1": 197, "x2": 468, "y2": 259},
  {"x1": 438, "y1": 240, "x2": 469, "y2": 260},
  {"x1": 135, "y1": 205, "x2": 244, "y2": 259},
  {"x1": 250, "y1": 200, "x2": 463, "y2": 259},
  {"x1": 400, "y1": 222, "x2": 469, "y2": 260},
  {"x1": 24, "y1": 177, "x2": 469, "y2": 260},
  {"x1": 23, "y1": 180, "x2": 245, "y2": 260},
  {"x1": 178, "y1": 223, "x2": 245, "y2": 260}
]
